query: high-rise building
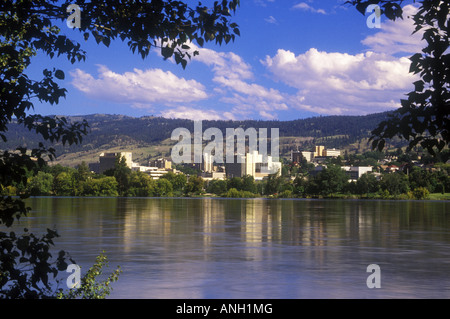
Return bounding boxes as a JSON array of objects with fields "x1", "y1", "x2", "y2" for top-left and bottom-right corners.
[
  {"x1": 225, "y1": 154, "x2": 246, "y2": 178},
  {"x1": 202, "y1": 153, "x2": 214, "y2": 173},
  {"x1": 245, "y1": 151, "x2": 262, "y2": 177},
  {"x1": 314, "y1": 145, "x2": 325, "y2": 157},
  {"x1": 225, "y1": 151, "x2": 281, "y2": 179},
  {"x1": 99, "y1": 152, "x2": 132, "y2": 174}
]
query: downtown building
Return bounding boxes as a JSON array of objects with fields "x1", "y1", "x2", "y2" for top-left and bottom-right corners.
[
  {"x1": 225, "y1": 151, "x2": 281, "y2": 180},
  {"x1": 291, "y1": 145, "x2": 341, "y2": 164},
  {"x1": 89, "y1": 152, "x2": 175, "y2": 179},
  {"x1": 89, "y1": 152, "x2": 134, "y2": 174}
]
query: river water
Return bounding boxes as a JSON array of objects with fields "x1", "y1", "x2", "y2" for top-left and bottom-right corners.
[{"x1": 15, "y1": 197, "x2": 450, "y2": 298}]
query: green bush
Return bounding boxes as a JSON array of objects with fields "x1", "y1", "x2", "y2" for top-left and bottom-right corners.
[
  {"x1": 225, "y1": 188, "x2": 256, "y2": 198},
  {"x1": 57, "y1": 252, "x2": 121, "y2": 299},
  {"x1": 278, "y1": 190, "x2": 293, "y2": 198},
  {"x1": 412, "y1": 187, "x2": 430, "y2": 200}
]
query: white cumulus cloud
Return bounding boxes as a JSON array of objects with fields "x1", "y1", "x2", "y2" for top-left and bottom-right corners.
[
  {"x1": 263, "y1": 48, "x2": 417, "y2": 115},
  {"x1": 361, "y1": 4, "x2": 424, "y2": 55},
  {"x1": 260, "y1": 5, "x2": 425, "y2": 116},
  {"x1": 160, "y1": 106, "x2": 236, "y2": 121},
  {"x1": 70, "y1": 65, "x2": 207, "y2": 107},
  {"x1": 292, "y1": 2, "x2": 326, "y2": 15},
  {"x1": 191, "y1": 46, "x2": 289, "y2": 119}
]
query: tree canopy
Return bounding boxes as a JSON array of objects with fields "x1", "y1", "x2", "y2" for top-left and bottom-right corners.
[{"x1": 346, "y1": 0, "x2": 449, "y2": 155}]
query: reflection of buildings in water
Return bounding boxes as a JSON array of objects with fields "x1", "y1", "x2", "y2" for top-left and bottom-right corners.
[
  {"x1": 241, "y1": 199, "x2": 288, "y2": 244},
  {"x1": 242, "y1": 200, "x2": 263, "y2": 243},
  {"x1": 345, "y1": 203, "x2": 361, "y2": 241},
  {"x1": 198, "y1": 199, "x2": 272, "y2": 260},
  {"x1": 196, "y1": 198, "x2": 286, "y2": 262},
  {"x1": 297, "y1": 201, "x2": 327, "y2": 267},
  {"x1": 121, "y1": 198, "x2": 176, "y2": 253},
  {"x1": 344, "y1": 201, "x2": 403, "y2": 249},
  {"x1": 201, "y1": 198, "x2": 225, "y2": 253},
  {"x1": 202, "y1": 198, "x2": 213, "y2": 249},
  {"x1": 120, "y1": 198, "x2": 227, "y2": 256},
  {"x1": 118, "y1": 198, "x2": 414, "y2": 273},
  {"x1": 344, "y1": 203, "x2": 377, "y2": 243},
  {"x1": 299, "y1": 201, "x2": 327, "y2": 247},
  {"x1": 241, "y1": 200, "x2": 270, "y2": 262}
]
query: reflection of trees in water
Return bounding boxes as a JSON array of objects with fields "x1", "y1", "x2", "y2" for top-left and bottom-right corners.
[
  {"x1": 116, "y1": 198, "x2": 450, "y2": 250},
  {"x1": 24, "y1": 198, "x2": 450, "y2": 266}
]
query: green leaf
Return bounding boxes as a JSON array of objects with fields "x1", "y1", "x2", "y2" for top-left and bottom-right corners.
[
  {"x1": 54, "y1": 70, "x2": 65, "y2": 80},
  {"x1": 413, "y1": 80, "x2": 424, "y2": 92},
  {"x1": 161, "y1": 46, "x2": 174, "y2": 59},
  {"x1": 181, "y1": 59, "x2": 187, "y2": 69},
  {"x1": 355, "y1": 3, "x2": 368, "y2": 15},
  {"x1": 102, "y1": 37, "x2": 111, "y2": 47}
]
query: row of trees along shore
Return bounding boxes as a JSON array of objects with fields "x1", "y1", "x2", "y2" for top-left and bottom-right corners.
[{"x1": 4, "y1": 152, "x2": 449, "y2": 200}]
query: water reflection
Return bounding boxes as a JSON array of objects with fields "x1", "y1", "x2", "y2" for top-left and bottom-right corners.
[{"x1": 17, "y1": 197, "x2": 450, "y2": 298}]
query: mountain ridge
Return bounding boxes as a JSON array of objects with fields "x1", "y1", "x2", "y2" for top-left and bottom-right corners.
[{"x1": 3, "y1": 111, "x2": 397, "y2": 167}]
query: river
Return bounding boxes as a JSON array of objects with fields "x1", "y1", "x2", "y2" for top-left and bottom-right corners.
[{"x1": 15, "y1": 197, "x2": 450, "y2": 298}]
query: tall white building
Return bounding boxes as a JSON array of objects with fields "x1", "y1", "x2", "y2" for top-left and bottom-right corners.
[
  {"x1": 245, "y1": 151, "x2": 262, "y2": 176},
  {"x1": 247, "y1": 150, "x2": 281, "y2": 179},
  {"x1": 202, "y1": 153, "x2": 214, "y2": 173},
  {"x1": 225, "y1": 150, "x2": 281, "y2": 180},
  {"x1": 301, "y1": 151, "x2": 314, "y2": 162}
]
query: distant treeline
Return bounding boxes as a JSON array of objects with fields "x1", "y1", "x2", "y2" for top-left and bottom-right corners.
[{"x1": 2, "y1": 152, "x2": 450, "y2": 200}]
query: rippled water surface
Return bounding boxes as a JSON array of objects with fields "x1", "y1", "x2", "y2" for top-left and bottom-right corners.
[{"x1": 18, "y1": 197, "x2": 450, "y2": 298}]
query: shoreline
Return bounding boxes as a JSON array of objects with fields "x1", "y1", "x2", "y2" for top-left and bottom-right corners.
[{"x1": 20, "y1": 194, "x2": 450, "y2": 201}]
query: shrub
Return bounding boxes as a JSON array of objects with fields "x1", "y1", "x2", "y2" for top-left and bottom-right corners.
[
  {"x1": 225, "y1": 188, "x2": 256, "y2": 198},
  {"x1": 57, "y1": 252, "x2": 121, "y2": 299},
  {"x1": 278, "y1": 190, "x2": 293, "y2": 198},
  {"x1": 412, "y1": 187, "x2": 430, "y2": 200}
]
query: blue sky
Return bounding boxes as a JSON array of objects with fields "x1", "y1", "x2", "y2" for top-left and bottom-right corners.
[{"x1": 29, "y1": 0, "x2": 423, "y2": 121}]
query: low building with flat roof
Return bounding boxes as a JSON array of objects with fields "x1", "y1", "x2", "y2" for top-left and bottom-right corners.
[
  {"x1": 342, "y1": 166, "x2": 373, "y2": 181},
  {"x1": 149, "y1": 158, "x2": 172, "y2": 170}
]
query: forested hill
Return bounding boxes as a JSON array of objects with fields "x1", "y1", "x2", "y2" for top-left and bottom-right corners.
[{"x1": 2, "y1": 111, "x2": 394, "y2": 165}]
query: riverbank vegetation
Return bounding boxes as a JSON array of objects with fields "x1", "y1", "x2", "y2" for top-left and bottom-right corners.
[{"x1": 3, "y1": 153, "x2": 449, "y2": 201}]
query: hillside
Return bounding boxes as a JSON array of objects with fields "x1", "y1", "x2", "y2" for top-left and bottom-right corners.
[{"x1": 2, "y1": 112, "x2": 399, "y2": 167}]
